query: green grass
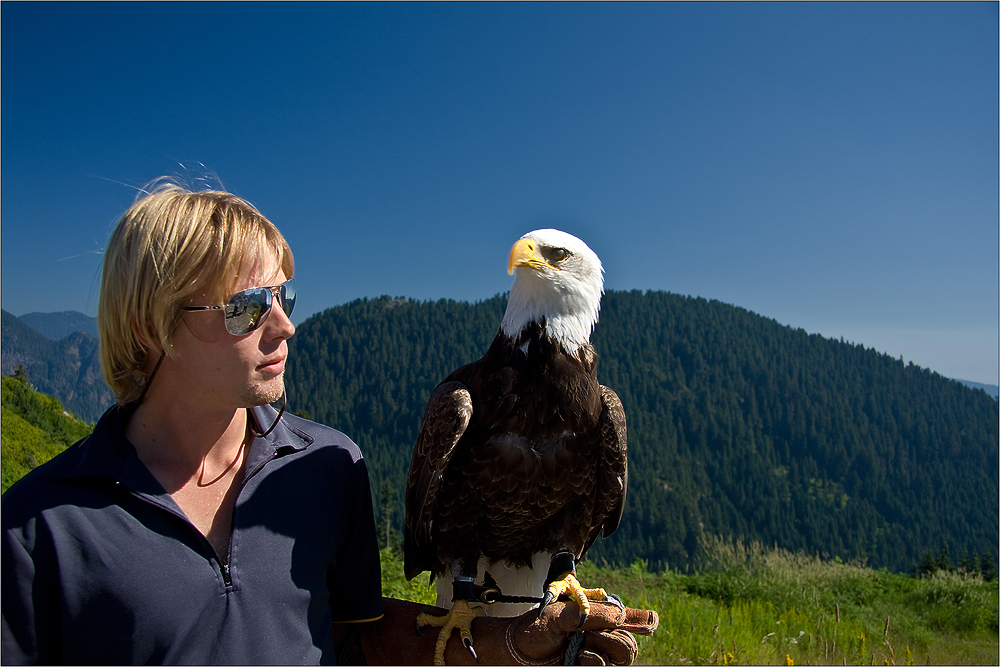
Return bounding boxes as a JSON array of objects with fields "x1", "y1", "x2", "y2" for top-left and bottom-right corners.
[
  {"x1": 379, "y1": 535, "x2": 999, "y2": 665},
  {"x1": 1, "y1": 375, "x2": 93, "y2": 492},
  {"x1": 380, "y1": 546, "x2": 438, "y2": 605}
]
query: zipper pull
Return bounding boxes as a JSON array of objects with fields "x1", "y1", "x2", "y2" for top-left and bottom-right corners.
[{"x1": 221, "y1": 562, "x2": 233, "y2": 588}]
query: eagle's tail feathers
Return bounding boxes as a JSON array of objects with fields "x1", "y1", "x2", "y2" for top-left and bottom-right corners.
[{"x1": 473, "y1": 553, "x2": 549, "y2": 617}]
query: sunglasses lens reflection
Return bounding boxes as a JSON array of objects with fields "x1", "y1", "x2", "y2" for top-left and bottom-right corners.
[
  {"x1": 220, "y1": 279, "x2": 294, "y2": 335},
  {"x1": 225, "y1": 288, "x2": 269, "y2": 335},
  {"x1": 280, "y1": 280, "x2": 296, "y2": 317}
]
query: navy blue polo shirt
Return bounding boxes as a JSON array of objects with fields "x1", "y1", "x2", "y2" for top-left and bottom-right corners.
[{"x1": 1, "y1": 404, "x2": 384, "y2": 664}]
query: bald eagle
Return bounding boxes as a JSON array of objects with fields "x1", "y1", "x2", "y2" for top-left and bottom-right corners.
[{"x1": 404, "y1": 229, "x2": 628, "y2": 665}]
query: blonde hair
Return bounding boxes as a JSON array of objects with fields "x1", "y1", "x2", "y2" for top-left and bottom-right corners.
[{"x1": 98, "y1": 181, "x2": 294, "y2": 404}]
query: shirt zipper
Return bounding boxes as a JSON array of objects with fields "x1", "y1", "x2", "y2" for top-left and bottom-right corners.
[
  {"x1": 220, "y1": 561, "x2": 233, "y2": 588},
  {"x1": 128, "y1": 488, "x2": 234, "y2": 587},
  {"x1": 123, "y1": 449, "x2": 279, "y2": 591},
  {"x1": 217, "y1": 450, "x2": 277, "y2": 590}
]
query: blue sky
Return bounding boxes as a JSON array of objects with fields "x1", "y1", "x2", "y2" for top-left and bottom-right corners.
[{"x1": 2, "y1": 2, "x2": 997, "y2": 385}]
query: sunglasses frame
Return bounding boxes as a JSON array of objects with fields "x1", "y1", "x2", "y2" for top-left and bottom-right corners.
[{"x1": 182, "y1": 277, "x2": 296, "y2": 336}]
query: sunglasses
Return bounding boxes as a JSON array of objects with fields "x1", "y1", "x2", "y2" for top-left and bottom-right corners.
[{"x1": 183, "y1": 278, "x2": 296, "y2": 336}]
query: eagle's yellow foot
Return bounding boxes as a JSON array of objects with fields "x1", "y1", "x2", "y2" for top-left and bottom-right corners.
[
  {"x1": 542, "y1": 572, "x2": 608, "y2": 627},
  {"x1": 416, "y1": 599, "x2": 487, "y2": 666}
]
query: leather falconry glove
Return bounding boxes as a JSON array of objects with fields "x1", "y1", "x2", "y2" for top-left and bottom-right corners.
[{"x1": 355, "y1": 597, "x2": 659, "y2": 666}]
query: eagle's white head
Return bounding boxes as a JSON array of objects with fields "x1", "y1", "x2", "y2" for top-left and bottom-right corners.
[{"x1": 501, "y1": 228, "x2": 604, "y2": 354}]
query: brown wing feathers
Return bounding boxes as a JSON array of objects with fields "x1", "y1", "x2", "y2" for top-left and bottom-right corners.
[
  {"x1": 404, "y1": 381, "x2": 472, "y2": 579},
  {"x1": 592, "y1": 385, "x2": 628, "y2": 547}
]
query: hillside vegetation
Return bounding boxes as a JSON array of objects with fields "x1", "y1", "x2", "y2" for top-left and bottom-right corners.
[
  {"x1": 286, "y1": 291, "x2": 998, "y2": 574},
  {"x1": 1, "y1": 373, "x2": 92, "y2": 492}
]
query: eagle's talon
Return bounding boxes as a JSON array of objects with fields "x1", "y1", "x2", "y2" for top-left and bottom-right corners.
[
  {"x1": 416, "y1": 600, "x2": 486, "y2": 665},
  {"x1": 537, "y1": 590, "x2": 556, "y2": 618},
  {"x1": 463, "y1": 636, "x2": 478, "y2": 661},
  {"x1": 414, "y1": 619, "x2": 424, "y2": 636},
  {"x1": 543, "y1": 572, "x2": 611, "y2": 630}
]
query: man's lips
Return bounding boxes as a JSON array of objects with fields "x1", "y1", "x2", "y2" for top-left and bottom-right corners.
[{"x1": 258, "y1": 357, "x2": 286, "y2": 374}]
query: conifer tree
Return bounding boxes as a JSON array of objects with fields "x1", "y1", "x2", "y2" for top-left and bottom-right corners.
[
  {"x1": 980, "y1": 551, "x2": 996, "y2": 582},
  {"x1": 378, "y1": 481, "x2": 398, "y2": 552}
]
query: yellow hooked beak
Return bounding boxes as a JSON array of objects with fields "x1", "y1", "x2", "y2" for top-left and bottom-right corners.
[{"x1": 508, "y1": 238, "x2": 555, "y2": 275}]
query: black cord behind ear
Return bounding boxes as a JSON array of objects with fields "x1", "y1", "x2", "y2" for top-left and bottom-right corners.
[{"x1": 136, "y1": 350, "x2": 167, "y2": 406}]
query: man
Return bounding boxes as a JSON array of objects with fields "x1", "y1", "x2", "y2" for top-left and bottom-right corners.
[{"x1": 2, "y1": 182, "x2": 655, "y2": 665}]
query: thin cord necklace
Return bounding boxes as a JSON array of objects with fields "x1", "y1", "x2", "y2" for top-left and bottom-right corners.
[{"x1": 196, "y1": 439, "x2": 246, "y2": 488}]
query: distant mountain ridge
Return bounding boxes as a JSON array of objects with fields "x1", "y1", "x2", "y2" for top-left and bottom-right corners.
[
  {"x1": 956, "y1": 379, "x2": 1000, "y2": 400},
  {"x1": 1, "y1": 310, "x2": 113, "y2": 422},
  {"x1": 11, "y1": 309, "x2": 997, "y2": 397},
  {"x1": 17, "y1": 311, "x2": 98, "y2": 340}
]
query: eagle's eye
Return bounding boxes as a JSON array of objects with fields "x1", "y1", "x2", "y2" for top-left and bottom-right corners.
[{"x1": 547, "y1": 247, "x2": 570, "y2": 262}]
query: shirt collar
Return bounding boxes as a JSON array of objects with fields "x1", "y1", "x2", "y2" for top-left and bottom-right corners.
[
  {"x1": 244, "y1": 404, "x2": 312, "y2": 471},
  {"x1": 50, "y1": 403, "x2": 313, "y2": 485}
]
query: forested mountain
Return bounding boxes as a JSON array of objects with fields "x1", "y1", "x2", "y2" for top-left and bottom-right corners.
[
  {"x1": 1, "y1": 310, "x2": 112, "y2": 422},
  {"x1": 285, "y1": 291, "x2": 999, "y2": 574}
]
